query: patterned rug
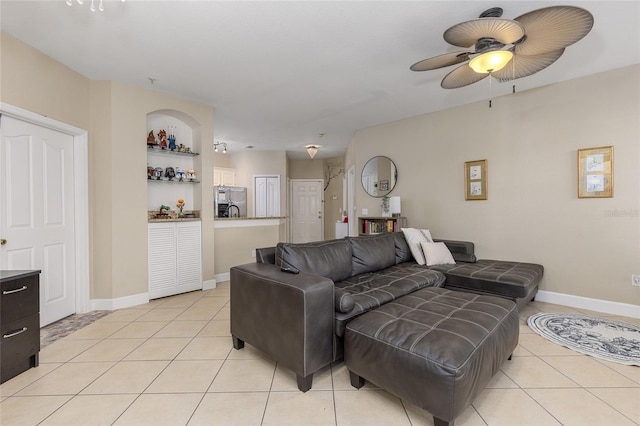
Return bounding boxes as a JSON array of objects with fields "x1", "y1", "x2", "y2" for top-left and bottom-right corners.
[
  {"x1": 40, "y1": 311, "x2": 111, "y2": 348},
  {"x1": 528, "y1": 313, "x2": 640, "y2": 366}
]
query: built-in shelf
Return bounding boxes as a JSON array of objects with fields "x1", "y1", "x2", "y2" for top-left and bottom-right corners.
[
  {"x1": 359, "y1": 216, "x2": 407, "y2": 236},
  {"x1": 148, "y1": 179, "x2": 201, "y2": 184},
  {"x1": 147, "y1": 147, "x2": 199, "y2": 157}
]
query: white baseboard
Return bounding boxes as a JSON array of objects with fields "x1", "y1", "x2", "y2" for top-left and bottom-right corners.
[
  {"x1": 203, "y1": 279, "x2": 217, "y2": 290},
  {"x1": 536, "y1": 290, "x2": 639, "y2": 319},
  {"x1": 91, "y1": 292, "x2": 149, "y2": 311},
  {"x1": 215, "y1": 272, "x2": 230, "y2": 283}
]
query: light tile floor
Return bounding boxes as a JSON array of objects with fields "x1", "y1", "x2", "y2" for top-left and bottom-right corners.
[{"x1": 1, "y1": 282, "x2": 639, "y2": 426}]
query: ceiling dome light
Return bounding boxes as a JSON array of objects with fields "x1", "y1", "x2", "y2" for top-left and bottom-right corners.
[
  {"x1": 468, "y1": 50, "x2": 513, "y2": 74},
  {"x1": 306, "y1": 145, "x2": 318, "y2": 159}
]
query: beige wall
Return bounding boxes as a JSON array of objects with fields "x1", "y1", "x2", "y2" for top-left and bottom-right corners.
[
  {"x1": 0, "y1": 33, "x2": 91, "y2": 130},
  {"x1": 213, "y1": 224, "x2": 285, "y2": 274},
  {"x1": 2, "y1": 32, "x2": 215, "y2": 301},
  {"x1": 351, "y1": 65, "x2": 640, "y2": 306}
]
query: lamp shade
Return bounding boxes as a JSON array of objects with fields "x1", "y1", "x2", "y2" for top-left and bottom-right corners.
[
  {"x1": 468, "y1": 50, "x2": 513, "y2": 74},
  {"x1": 390, "y1": 196, "x2": 401, "y2": 216}
]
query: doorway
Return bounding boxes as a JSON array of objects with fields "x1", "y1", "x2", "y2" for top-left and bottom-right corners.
[
  {"x1": 289, "y1": 179, "x2": 323, "y2": 243},
  {"x1": 0, "y1": 104, "x2": 89, "y2": 326}
]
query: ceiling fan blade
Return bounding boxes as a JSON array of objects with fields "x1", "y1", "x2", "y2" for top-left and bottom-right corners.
[
  {"x1": 492, "y1": 49, "x2": 564, "y2": 82},
  {"x1": 514, "y1": 6, "x2": 594, "y2": 56},
  {"x1": 410, "y1": 51, "x2": 472, "y2": 71},
  {"x1": 444, "y1": 18, "x2": 525, "y2": 48},
  {"x1": 441, "y1": 63, "x2": 489, "y2": 89}
]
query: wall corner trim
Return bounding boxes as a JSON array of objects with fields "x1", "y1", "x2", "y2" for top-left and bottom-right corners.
[{"x1": 203, "y1": 279, "x2": 217, "y2": 290}]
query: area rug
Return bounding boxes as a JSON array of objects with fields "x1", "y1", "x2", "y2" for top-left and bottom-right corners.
[
  {"x1": 527, "y1": 313, "x2": 640, "y2": 366},
  {"x1": 40, "y1": 311, "x2": 111, "y2": 348}
]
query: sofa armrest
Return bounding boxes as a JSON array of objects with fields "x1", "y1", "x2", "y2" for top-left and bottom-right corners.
[
  {"x1": 230, "y1": 262, "x2": 334, "y2": 383},
  {"x1": 255, "y1": 246, "x2": 276, "y2": 264},
  {"x1": 433, "y1": 239, "x2": 477, "y2": 263}
]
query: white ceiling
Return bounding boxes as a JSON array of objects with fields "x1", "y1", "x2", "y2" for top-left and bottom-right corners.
[{"x1": 1, "y1": 1, "x2": 638, "y2": 159}]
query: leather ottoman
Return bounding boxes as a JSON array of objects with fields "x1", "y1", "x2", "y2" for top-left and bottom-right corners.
[{"x1": 344, "y1": 287, "x2": 519, "y2": 426}]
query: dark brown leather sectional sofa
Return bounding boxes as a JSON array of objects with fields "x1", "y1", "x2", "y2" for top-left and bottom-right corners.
[{"x1": 230, "y1": 232, "x2": 542, "y2": 424}]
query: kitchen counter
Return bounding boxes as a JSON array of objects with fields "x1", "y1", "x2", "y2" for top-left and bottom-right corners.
[{"x1": 214, "y1": 216, "x2": 286, "y2": 228}]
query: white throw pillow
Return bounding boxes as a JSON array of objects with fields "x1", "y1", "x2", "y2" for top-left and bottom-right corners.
[
  {"x1": 401, "y1": 228, "x2": 434, "y2": 265},
  {"x1": 420, "y1": 241, "x2": 456, "y2": 266}
]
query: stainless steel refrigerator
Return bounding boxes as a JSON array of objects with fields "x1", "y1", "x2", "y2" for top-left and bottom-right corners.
[{"x1": 214, "y1": 186, "x2": 247, "y2": 218}]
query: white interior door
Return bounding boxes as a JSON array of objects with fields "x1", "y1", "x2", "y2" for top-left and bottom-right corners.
[
  {"x1": 290, "y1": 179, "x2": 323, "y2": 243},
  {"x1": 1, "y1": 115, "x2": 76, "y2": 326}
]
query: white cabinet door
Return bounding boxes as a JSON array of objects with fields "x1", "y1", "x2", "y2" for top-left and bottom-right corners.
[
  {"x1": 176, "y1": 221, "x2": 202, "y2": 293},
  {"x1": 214, "y1": 168, "x2": 236, "y2": 186},
  {"x1": 254, "y1": 175, "x2": 280, "y2": 217},
  {"x1": 148, "y1": 221, "x2": 201, "y2": 299},
  {"x1": 148, "y1": 223, "x2": 178, "y2": 299},
  {"x1": 221, "y1": 169, "x2": 236, "y2": 186}
]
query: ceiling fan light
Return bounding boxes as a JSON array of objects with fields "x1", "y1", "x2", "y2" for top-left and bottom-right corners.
[{"x1": 469, "y1": 50, "x2": 513, "y2": 74}]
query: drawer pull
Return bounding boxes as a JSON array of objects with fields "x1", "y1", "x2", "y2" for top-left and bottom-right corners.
[
  {"x1": 3, "y1": 327, "x2": 28, "y2": 339},
  {"x1": 2, "y1": 286, "x2": 28, "y2": 295}
]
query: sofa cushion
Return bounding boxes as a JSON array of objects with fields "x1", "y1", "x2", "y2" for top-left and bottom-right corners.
[
  {"x1": 392, "y1": 232, "x2": 412, "y2": 264},
  {"x1": 276, "y1": 239, "x2": 352, "y2": 283},
  {"x1": 420, "y1": 241, "x2": 456, "y2": 266},
  {"x1": 333, "y1": 263, "x2": 446, "y2": 337},
  {"x1": 430, "y1": 259, "x2": 543, "y2": 299},
  {"x1": 348, "y1": 234, "x2": 396, "y2": 276},
  {"x1": 401, "y1": 228, "x2": 434, "y2": 265}
]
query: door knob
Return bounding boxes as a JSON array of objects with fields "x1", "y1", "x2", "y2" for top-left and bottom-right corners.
[{"x1": 0, "y1": 239, "x2": 6, "y2": 246}]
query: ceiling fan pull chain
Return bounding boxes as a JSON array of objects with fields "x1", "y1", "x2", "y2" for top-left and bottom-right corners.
[{"x1": 489, "y1": 73, "x2": 493, "y2": 108}]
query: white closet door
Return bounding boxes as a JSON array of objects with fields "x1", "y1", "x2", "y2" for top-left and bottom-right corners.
[
  {"x1": 255, "y1": 177, "x2": 267, "y2": 217},
  {"x1": 266, "y1": 177, "x2": 280, "y2": 217},
  {"x1": 254, "y1": 175, "x2": 280, "y2": 217},
  {"x1": 1, "y1": 115, "x2": 76, "y2": 326}
]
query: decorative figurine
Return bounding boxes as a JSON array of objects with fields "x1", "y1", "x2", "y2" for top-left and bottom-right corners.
[
  {"x1": 165, "y1": 166, "x2": 176, "y2": 181},
  {"x1": 186, "y1": 168, "x2": 197, "y2": 181},
  {"x1": 147, "y1": 131, "x2": 158, "y2": 147},
  {"x1": 178, "y1": 144, "x2": 186, "y2": 153},
  {"x1": 176, "y1": 199, "x2": 185, "y2": 217},
  {"x1": 147, "y1": 165, "x2": 155, "y2": 179},
  {"x1": 154, "y1": 167, "x2": 163, "y2": 180},
  {"x1": 158, "y1": 129, "x2": 168, "y2": 150},
  {"x1": 176, "y1": 167, "x2": 186, "y2": 181},
  {"x1": 168, "y1": 126, "x2": 176, "y2": 151}
]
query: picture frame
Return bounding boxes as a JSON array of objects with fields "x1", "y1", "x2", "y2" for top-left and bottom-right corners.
[
  {"x1": 379, "y1": 180, "x2": 389, "y2": 191},
  {"x1": 464, "y1": 159, "x2": 487, "y2": 201},
  {"x1": 578, "y1": 146, "x2": 613, "y2": 198}
]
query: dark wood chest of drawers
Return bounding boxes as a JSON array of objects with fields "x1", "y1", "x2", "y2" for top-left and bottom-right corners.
[{"x1": 0, "y1": 270, "x2": 41, "y2": 384}]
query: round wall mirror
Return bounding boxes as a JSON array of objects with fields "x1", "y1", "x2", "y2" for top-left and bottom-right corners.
[{"x1": 361, "y1": 156, "x2": 397, "y2": 198}]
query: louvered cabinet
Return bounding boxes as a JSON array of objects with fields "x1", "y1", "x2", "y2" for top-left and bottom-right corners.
[
  {"x1": 0, "y1": 270, "x2": 40, "y2": 383},
  {"x1": 148, "y1": 221, "x2": 202, "y2": 299}
]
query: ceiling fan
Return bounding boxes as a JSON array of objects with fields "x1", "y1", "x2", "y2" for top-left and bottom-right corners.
[{"x1": 410, "y1": 5, "x2": 594, "y2": 89}]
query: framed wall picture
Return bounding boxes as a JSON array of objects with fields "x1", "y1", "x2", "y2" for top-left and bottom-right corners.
[
  {"x1": 464, "y1": 159, "x2": 487, "y2": 201},
  {"x1": 379, "y1": 180, "x2": 389, "y2": 191},
  {"x1": 578, "y1": 146, "x2": 613, "y2": 198}
]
